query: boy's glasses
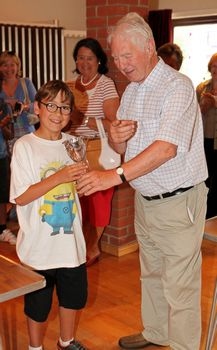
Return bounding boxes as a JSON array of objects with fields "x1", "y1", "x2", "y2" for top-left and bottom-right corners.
[{"x1": 40, "y1": 101, "x2": 72, "y2": 115}]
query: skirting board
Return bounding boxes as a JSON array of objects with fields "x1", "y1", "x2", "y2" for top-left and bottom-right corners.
[{"x1": 100, "y1": 241, "x2": 138, "y2": 257}]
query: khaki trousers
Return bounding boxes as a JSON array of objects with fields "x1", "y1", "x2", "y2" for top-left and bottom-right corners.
[{"x1": 134, "y1": 182, "x2": 208, "y2": 350}]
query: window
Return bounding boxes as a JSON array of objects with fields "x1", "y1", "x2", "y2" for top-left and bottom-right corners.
[{"x1": 173, "y1": 16, "x2": 217, "y2": 87}]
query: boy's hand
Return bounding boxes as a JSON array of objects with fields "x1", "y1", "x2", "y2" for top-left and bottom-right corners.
[{"x1": 57, "y1": 163, "x2": 88, "y2": 184}]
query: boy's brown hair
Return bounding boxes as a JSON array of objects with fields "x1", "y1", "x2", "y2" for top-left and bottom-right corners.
[{"x1": 35, "y1": 80, "x2": 74, "y2": 108}]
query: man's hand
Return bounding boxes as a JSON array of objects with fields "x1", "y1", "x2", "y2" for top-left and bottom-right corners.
[
  {"x1": 109, "y1": 119, "x2": 137, "y2": 143},
  {"x1": 200, "y1": 92, "x2": 217, "y2": 113},
  {"x1": 76, "y1": 169, "x2": 121, "y2": 196}
]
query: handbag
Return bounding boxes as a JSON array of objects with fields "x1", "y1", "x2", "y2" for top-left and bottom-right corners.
[
  {"x1": 20, "y1": 78, "x2": 39, "y2": 125},
  {"x1": 95, "y1": 119, "x2": 121, "y2": 170}
]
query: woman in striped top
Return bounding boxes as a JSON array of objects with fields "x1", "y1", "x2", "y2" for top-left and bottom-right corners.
[{"x1": 67, "y1": 37, "x2": 120, "y2": 266}]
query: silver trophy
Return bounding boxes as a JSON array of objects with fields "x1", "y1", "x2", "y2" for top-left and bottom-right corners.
[{"x1": 63, "y1": 136, "x2": 88, "y2": 165}]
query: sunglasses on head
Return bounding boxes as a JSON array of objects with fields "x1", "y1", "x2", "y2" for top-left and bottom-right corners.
[{"x1": 0, "y1": 50, "x2": 16, "y2": 56}]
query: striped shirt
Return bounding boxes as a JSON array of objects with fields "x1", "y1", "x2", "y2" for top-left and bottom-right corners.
[
  {"x1": 117, "y1": 59, "x2": 208, "y2": 196},
  {"x1": 67, "y1": 74, "x2": 119, "y2": 138}
]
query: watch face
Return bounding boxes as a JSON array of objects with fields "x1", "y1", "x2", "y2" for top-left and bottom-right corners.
[{"x1": 117, "y1": 167, "x2": 123, "y2": 175}]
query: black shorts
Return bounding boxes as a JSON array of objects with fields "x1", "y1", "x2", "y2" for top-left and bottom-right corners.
[
  {"x1": 0, "y1": 157, "x2": 10, "y2": 203},
  {"x1": 24, "y1": 264, "x2": 87, "y2": 322}
]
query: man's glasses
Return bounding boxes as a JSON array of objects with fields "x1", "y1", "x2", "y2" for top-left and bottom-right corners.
[{"x1": 40, "y1": 101, "x2": 72, "y2": 115}]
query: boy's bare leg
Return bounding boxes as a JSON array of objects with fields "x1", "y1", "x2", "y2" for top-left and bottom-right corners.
[
  {"x1": 27, "y1": 317, "x2": 46, "y2": 347},
  {"x1": 59, "y1": 306, "x2": 76, "y2": 341}
]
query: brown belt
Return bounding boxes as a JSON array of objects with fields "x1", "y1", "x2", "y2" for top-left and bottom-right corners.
[{"x1": 142, "y1": 186, "x2": 194, "y2": 201}]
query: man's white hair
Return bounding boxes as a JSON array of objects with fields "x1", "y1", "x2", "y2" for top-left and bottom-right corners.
[{"x1": 107, "y1": 12, "x2": 155, "y2": 51}]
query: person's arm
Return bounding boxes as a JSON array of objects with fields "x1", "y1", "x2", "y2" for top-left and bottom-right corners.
[
  {"x1": 101, "y1": 97, "x2": 120, "y2": 130},
  {"x1": 76, "y1": 140, "x2": 177, "y2": 195},
  {"x1": 86, "y1": 96, "x2": 120, "y2": 131},
  {"x1": 196, "y1": 82, "x2": 216, "y2": 114},
  {"x1": 15, "y1": 162, "x2": 88, "y2": 206}
]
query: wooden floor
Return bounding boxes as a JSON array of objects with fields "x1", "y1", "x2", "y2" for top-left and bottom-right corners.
[{"x1": 0, "y1": 222, "x2": 216, "y2": 350}]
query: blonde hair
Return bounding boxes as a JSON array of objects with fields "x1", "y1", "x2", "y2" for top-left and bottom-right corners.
[
  {"x1": 208, "y1": 53, "x2": 217, "y2": 72},
  {"x1": 0, "y1": 51, "x2": 22, "y2": 77}
]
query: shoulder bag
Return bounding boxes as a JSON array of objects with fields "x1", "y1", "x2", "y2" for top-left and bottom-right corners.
[
  {"x1": 20, "y1": 78, "x2": 39, "y2": 125},
  {"x1": 95, "y1": 118, "x2": 121, "y2": 170}
]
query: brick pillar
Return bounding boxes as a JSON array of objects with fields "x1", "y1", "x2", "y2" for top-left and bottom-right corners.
[{"x1": 86, "y1": 0, "x2": 149, "y2": 256}]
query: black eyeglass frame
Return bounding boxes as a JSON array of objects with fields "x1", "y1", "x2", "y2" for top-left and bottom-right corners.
[{"x1": 40, "y1": 101, "x2": 72, "y2": 115}]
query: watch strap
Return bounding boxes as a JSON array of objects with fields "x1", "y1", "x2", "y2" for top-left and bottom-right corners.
[{"x1": 116, "y1": 167, "x2": 126, "y2": 183}]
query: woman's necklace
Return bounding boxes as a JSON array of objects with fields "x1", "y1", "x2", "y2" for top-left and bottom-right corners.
[{"x1": 80, "y1": 73, "x2": 99, "y2": 87}]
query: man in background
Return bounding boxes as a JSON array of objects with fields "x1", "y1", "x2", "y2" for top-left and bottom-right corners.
[{"x1": 157, "y1": 42, "x2": 183, "y2": 71}]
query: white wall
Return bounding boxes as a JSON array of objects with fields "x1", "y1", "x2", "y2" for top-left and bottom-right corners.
[
  {"x1": 0, "y1": 0, "x2": 86, "y2": 81},
  {"x1": 0, "y1": 0, "x2": 86, "y2": 30},
  {"x1": 149, "y1": 0, "x2": 217, "y2": 17}
]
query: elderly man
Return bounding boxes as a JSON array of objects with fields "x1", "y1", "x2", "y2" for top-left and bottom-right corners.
[{"x1": 77, "y1": 12, "x2": 208, "y2": 350}]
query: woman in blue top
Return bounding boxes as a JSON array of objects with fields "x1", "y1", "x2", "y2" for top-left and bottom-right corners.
[
  {"x1": 0, "y1": 95, "x2": 17, "y2": 244},
  {"x1": 0, "y1": 51, "x2": 37, "y2": 145}
]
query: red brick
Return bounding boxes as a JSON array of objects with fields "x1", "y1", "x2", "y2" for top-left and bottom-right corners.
[
  {"x1": 107, "y1": 16, "x2": 125, "y2": 26},
  {"x1": 86, "y1": 6, "x2": 96, "y2": 17},
  {"x1": 97, "y1": 5, "x2": 128, "y2": 17},
  {"x1": 104, "y1": 226, "x2": 128, "y2": 237},
  {"x1": 140, "y1": 0, "x2": 149, "y2": 5},
  {"x1": 96, "y1": 27, "x2": 109, "y2": 38},
  {"x1": 129, "y1": 6, "x2": 148, "y2": 17},
  {"x1": 86, "y1": 29, "x2": 97, "y2": 38},
  {"x1": 108, "y1": 0, "x2": 136, "y2": 4},
  {"x1": 87, "y1": 0, "x2": 107, "y2": 5},
  {"x1": 86, "y1": 0, "x2": 150, "y2": 253},
  {"x1": 87, "y1": 17, "x2": 107, "y2": 28},
  {"x1": 109, "y1": 235, "x2": 136, "y2": 246},
  {"x1": 109, "y1": 214, "x2": 133, "y2": 227}
]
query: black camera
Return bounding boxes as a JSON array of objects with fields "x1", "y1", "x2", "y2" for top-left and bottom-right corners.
[{"x1": 14, "y1": 101, "x2": 22, "y2": 113}]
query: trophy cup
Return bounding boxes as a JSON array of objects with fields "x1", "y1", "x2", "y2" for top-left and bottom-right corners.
[{"x1": 63, "y1": 136, "x2": 88, "y2": 165}]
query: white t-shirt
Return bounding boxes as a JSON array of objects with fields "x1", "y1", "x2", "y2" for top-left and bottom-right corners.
[{"x1": 10, "y1": 132, "x2": 86, "y2": 270}]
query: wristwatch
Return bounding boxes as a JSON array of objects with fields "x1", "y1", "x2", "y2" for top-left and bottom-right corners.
[{"x1": 116, "y1": 166, "x2": 126, "y2": 183}]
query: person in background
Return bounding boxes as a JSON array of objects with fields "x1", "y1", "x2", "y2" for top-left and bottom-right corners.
[
  {"x1": 0, "y1": 50, "x2": 37, "y2": 220},
  {"x1": 67, "y1": 37, "x2": 120, "y2": 266},
  {"x1": 157, "y1": 42, "x2": 183, "y2": 71},
  {"x1": 77, "y1": 12, "x2": 208, "y2": 350},
  {"x1": 0, "y1": 88, "x2": 17, "y2": 244},
  {"x1": 10, "y1": 80, "x2": 88, "y2": 350},
  {"x1": 0, "y1": 50, "x2": 37, "y2": 149},
  {"x1": 196, "y1": 52, "x2": 217, "y2": 218}
]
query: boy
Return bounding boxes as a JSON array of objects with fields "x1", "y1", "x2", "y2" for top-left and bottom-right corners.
[{"x1": 10, "y1": 80, "x2": 88, "y2": 350}]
